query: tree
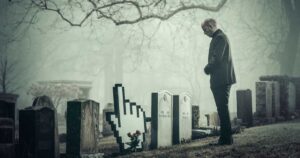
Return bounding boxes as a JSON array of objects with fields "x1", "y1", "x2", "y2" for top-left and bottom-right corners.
[
  {"x1": 0, "y1": 54, "x2": 19, "y2": 93},
  {"x1": 27, "y1": 82, "x2": 83, "y2": 109},
  {"x1": 238, "y1": 0, "x2": 300, "y2": 75},
  {"x1": 280, "y1": 0, "x2": 300, "y2": 75},
  {"x1": 28, "y1": 0, "x2": 227, "y2": 27}
]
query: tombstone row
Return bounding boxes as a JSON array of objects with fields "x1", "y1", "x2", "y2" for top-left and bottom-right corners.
[
  {"x1": 0, "y1": 94, "x2": 103, "y2": 158},
  {"x1": 151, "y1": 91, "x2": 192, "y2": 148},
  {"x1": 1, "y1": 84, "x2": 198, "y2": 157},
  {"x1": 236, "y1": 75, "x2": 299, "y2": 127}
]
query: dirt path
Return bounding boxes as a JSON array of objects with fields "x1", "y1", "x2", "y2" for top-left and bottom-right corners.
[{"x1": 100, "y1": 119, "x2": 300, "y2": 158}]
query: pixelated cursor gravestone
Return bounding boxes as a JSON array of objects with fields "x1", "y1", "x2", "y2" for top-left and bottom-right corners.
[{"x1": 106, "y1": 84, "x2": 146, "y2": 153}]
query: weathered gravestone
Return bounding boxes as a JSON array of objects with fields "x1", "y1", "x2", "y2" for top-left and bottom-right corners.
[
  {"x1": 260, "y1": 75, "x2": 298, "y2": 118},
  {"x1": 256, "y1": 82, "x2": 273, "y2": 118},
  {"x1": 192, "y1": 105, "x2": 200, "y2": 129},
  {"x1": 0, "y1": 93, "x2": 18, "y2": 158},
  {"x1": 287, "y1": 82, "x2": 296, "y2": 115},
  {"x1": 151, "y1": 90, "x2": 173, "y2": 149},
  {"x1": 106, "y1": 84, "x2": 146, "y2": 153},
  {"x1": 210, "y1": 112, "x2": 220, "y2": 127},
  {"x1": 290, "y1": 78, "x2": 300, "y2": 112},
  {"x1": 172, "y1": 93, "x2": 192, "y2": 144},
  {"x1": 236, "y1": 89, "x2": 253, "y2": 127},
  {"x1": 102, "y1": 103, "x2": 114, "y2": 137},
  {"x1": 19, "y1": 96, "x2": 59, "y2": 158},
  {"x1": 271, "y1": 82, "x2": 281, "y2": 118},
  {"x1": 66, "y1": 99, "x2": 100, "y2": 158}
]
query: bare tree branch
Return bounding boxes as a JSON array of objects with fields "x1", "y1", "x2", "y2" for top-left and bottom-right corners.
[{"x1": 29, "y1": 0, "x2": 227, "y2": 27}]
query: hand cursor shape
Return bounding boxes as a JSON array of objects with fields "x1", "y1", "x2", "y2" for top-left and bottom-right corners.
[{"x1": 106, "y1": 84, "x2": 146, "y2": 152}]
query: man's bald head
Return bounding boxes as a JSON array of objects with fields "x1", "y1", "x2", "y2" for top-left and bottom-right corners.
[{"x1": 201, "y1": 18, "x2": 218, "y2": 37}]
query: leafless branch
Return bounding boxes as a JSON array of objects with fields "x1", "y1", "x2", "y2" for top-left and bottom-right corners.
[{"x1": 29, "y1": 0, "x2": 227, "y2": 27}]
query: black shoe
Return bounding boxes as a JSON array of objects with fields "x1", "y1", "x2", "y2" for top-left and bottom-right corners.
[{"x1": 218, "y1": 137, "x2": 233, "y2": 145}]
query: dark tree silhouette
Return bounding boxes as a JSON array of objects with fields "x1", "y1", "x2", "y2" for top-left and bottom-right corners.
[{"x1": 280, "y1": 0, "x2": 300, "y2": 75}]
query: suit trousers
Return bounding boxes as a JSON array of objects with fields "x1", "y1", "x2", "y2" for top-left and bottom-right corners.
[{"x1": 211, "y1": 85, "x2": 232, "y2": 140}]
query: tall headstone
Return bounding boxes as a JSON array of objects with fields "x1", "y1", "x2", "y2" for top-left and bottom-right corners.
[
  {"x1": 192, "y1": 105, "x2": 200, "y2": 129},
  {"x1": 106, "y1": 84, "x2": 146, "y2": 153},
  {"x1": 0, "y1": 99, "x2": 15, "y2": 144},
  {"x1": 291, "y1": 78, "x2": 300, "y2": 111},
  {"x1": 172, "y1": 93, "x2": 192, "y2": 144},
  {"x1": 102, "y1": 103, "x2": 114, "y2": 137},
  {"x1": 271, "y1": 82, "x2": 281, "y2": 118},
  {"x1": 19, "y1": 106, "x2": 57, "y2": 158},
  {"x1": 287, "y1": 82, "x2": 296, "y2": 115},
  {"x1": 236, "y1": 89, "x2": 253, "y2": 127},
  {"x1": 151, "y1": 90, "x2": 173, "y2": 149},
  {"x1": 256, "y1": 82, "x2": 273, "y2": 118},
  {"x1": 259, "y1": 75, "x2": 299, "y2": 118},
  {"x1": 66, "y1": 99, "x2": 100, "y2": 157}
]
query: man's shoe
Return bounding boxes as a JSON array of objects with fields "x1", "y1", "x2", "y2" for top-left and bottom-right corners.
[{"x1": 218, "y1": 137, "x2": 233, "y2": 145}]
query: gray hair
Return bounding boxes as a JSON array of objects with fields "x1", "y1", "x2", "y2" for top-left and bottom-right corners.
[{"x1": 201, "y1": 18, "x2": 217, "y2": 29}]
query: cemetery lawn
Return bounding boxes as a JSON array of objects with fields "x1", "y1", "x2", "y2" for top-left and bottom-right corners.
[{"x1": 99, "y1": 119, "x2": 300, "y2": 158}]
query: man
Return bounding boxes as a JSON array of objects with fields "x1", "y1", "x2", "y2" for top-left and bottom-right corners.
[{"x1": 202, "y1": 18, "x2": 236, "y2": 145}]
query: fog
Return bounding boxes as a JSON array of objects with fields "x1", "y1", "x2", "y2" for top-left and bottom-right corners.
[{"x1": 1, "y1": 0, "x2": 299, "y2": 123}]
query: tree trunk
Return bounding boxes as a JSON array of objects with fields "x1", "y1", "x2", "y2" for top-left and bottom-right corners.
[{"x1": 280, "y1": 0, "x2": 300, "y2": 75}]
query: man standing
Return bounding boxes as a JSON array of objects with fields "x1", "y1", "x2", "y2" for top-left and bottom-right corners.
[{"x1": 202, "y1": 18, "x2": 236, "y2": 145}]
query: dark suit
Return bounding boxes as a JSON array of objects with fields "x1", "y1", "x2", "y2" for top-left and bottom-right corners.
[{"x1": 204, "y1": 29, "x2": 236, "y2": 144}]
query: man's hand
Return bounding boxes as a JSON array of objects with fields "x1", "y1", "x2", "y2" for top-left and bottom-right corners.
[
  {"x1": 204, "y1": 65, "x2": 210, "y2": 75},
  {"x1": 106, "y1": 84, "x2": 146, "y2": 152}
]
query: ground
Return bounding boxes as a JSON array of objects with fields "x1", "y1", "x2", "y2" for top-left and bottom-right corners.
[{"x1": 99, "y1": 119, "x2": 300, "y2": 158}]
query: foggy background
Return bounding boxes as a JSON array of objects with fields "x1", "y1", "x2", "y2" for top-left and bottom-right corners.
[{"x1": 1, "y1": 0, "x2": 299, "y2": 125}]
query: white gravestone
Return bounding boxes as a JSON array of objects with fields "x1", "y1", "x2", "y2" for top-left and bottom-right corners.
[
  {"x1": 175, "y1": 93, "x2": 192, "y2": 143},
  {"x1": 151, "y1": 91, "x2": 173, "y2": 148},
  {"x1": 106, "y1": 84, "x2": 146, "y2": 153}
]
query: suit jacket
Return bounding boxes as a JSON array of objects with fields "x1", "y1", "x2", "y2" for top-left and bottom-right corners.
[{"x1": 204, "y1": 29, "x2": 236, "y2": 88}]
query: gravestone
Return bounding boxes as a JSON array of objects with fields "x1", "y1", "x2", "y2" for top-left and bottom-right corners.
[
  {"x1": 151, "y1": 90, "x2": 173, "y2": 149},
  {"x1": 192, "y1": 105, "x2": 200, "y2": 129},
  {"x1": 210, "y1": 112, "x2": 220, "y2": 127},
  {"x1": 256, "y1": 82, "x2": 273, "y2": 118},
  {"x1": 0, "y1": 100, "x2": 15, "y2": 144},
  {"x1": 287, "y1": 82, "x2": 296, "y2": 115},
  {"x1": 19, "y1": 105, "x2": 58, "y2": 158},
  {"x1": 102, "y1": 103, "x2": 114, "y2": 137},
  {"x1": 106, "y1": 84, "x2": 146, "y2": 153},
  {"x1": 290, "y1": 78, "x2": 300, "y2": 111},
  {"x1": 0, "y1": 94, "x2": 18, "y2": 158},
  {"x1": 236, "y1": 89, "x2": 253, "y2": 127},
  {"x1": 66, "y1": 99, "x2": 100, "y2": 157},
  {"x1": 172, "y1": 93, "x2": 192, "y2": 144},
  {"x1": 259, "y1": 75, "x2": 299, "y2": 118},
  {"x1": 271, "y1": 82, "x2": 281, "y2": 118}
]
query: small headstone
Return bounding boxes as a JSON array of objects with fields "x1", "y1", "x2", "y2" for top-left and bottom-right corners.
[
  {"x1": 19, "y1": 105, "x2": 58, "y2": 158},
  {"x1": 236, "y1": 89, "x2": 253, "y2": 127},
  {"x1": 256, "y1": 82, "x2": 273, "y2": 118},
  {"x1": 102, "y1": 103, "x2": 114, "y2": 137},
  {"x1": 172, "y1": 93, "x2": 192, "y2": 144},
  {"x1": 210, "y1": 112, "x2": 220, "y2": 127},
  {"x1": 106, "y1": 84, "x2": 146, "y2": 153},
  {"x1": 66, "y1": 99, "x2": 100, "y2": 157},
  {"x1": 192, "y1": 105, "x2": 200, "y2": 129},
  {"x1": 151, "y1": 90, "x2": 173, "y2": 149}
]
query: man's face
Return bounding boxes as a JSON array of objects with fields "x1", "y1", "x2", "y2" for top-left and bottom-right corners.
[{"x1": 202, "y1": 25, "x2": 213, "y2": 37}]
